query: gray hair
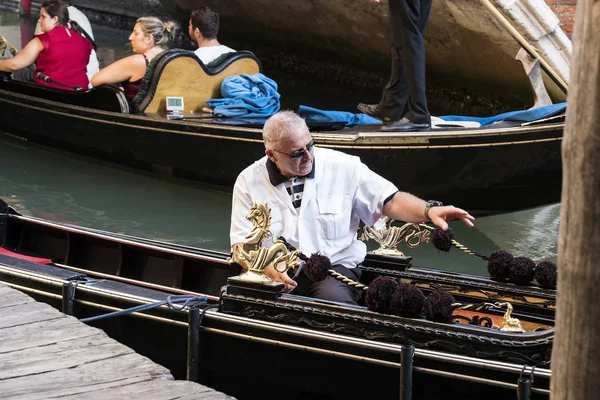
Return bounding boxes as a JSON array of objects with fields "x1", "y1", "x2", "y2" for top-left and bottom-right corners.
[
  {"x1": 263, "y1": 111, "x2": 309, "y2": 148},
  {"x1": 136, "y1": 17, "x2": 177, "y2": 48}
]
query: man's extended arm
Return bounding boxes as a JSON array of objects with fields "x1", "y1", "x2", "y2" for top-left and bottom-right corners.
[{"x1": 382, "y1": 192, "x2": 474, "y2": 230}]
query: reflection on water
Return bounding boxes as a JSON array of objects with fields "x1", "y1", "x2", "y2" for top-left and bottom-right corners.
[
  {"x1": 476, "y1": 204, "x2": 560, "y2": 262},
  {"x1": 0, "y1": 136, "x2": 232, "y2": 249}
]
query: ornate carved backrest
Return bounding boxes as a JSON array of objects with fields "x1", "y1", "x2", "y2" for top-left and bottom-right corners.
[{"x1": 131, "y1": 49, "x2": 262, "y2": 114}]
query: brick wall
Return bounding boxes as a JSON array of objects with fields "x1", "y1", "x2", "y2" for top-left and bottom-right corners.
[{"x1": 546, "y1": 0, "x2": 577, "y2": 38}]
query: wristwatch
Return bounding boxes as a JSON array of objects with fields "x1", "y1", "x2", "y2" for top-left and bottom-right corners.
[{"x1": 424, "y1": 200, "x2": 444, "y2": 221}]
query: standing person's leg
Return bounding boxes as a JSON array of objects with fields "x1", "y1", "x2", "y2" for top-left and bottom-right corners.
[
  {"x1": 381, "y1": 0, "x2": 431, "y2": 132},
  {"x1": 358, "y1": 1, "x2": 408, "y2": 125},
  {"x1": 378, "y1": 37, "x2": 409, "y2": 122},
  {"x1": 403, "y1": 0, "x2": 432, "y2": 122},
  {"x1": 383, "y1": 0, "x2": 431, "y2": 130}
]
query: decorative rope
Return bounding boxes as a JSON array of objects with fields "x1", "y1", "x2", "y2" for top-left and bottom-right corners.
[
  {"x1": 418, "y1": 224, "x2": 489, "y2": 260},
  {"x1": 328, "y1": 269, "x2": 368, "y2": 291},
  {"x1": 451, "y1": 302, "x2": 494, "y2": 311},
  {"x1": 451, "y1": 301, "x2": 512, "y2": 312}
]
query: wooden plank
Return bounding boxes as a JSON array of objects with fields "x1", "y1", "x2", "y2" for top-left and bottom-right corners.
[
  {"x1": 62, "y1": 380, "x2": 235, "y2": 399},
  {"x1": 0, "y1": 334, "x2": 137, "y2": 379},
  {"x1": 0, "y1": 285, "x2": 35, "y2": 308},
  {"x1": 0, "y1": 353, "x2": 172, "y2": 399},
  {"x1": 0, "y1": 302, "x2": 63, "y2": 329},
  {"x1": 0, "y1": 316, "x2": 100, "y2": 354},
  {"x1": 0, "y1": 284, "x2": 233, "y2": 399}
]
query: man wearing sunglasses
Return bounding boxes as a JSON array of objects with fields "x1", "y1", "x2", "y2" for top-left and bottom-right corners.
[{"x1": 230, "y1": 111, "x2": 474, "y2": 304}]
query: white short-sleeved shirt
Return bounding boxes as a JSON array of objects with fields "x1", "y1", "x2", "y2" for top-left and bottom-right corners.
[
  {"x1": 230, "y1": 147, "x2": 399, "y2": 268},
  {"x1": 194, "y1": 45, "x2": 236, "y2": 65}
]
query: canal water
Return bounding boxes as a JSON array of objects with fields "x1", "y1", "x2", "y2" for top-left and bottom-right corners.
[{"x1": 0, "y1": 10, "x2": 560, "y2": 276}]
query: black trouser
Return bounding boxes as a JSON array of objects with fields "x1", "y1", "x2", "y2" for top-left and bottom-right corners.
[
  {"x1": 12, "y1": 65, "x2": 35, "y2": 82},
  {"x1": 293, "y1": 264, "x2": 362, "y2": 305},
  {"x1": 379, "y1": 0, "x2": 432, "y2": 125}
]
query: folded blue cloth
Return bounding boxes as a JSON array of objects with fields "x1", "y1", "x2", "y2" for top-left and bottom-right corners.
[
  {"x1": 439, "y1": 102, "x2": 567, "y2": 126},
  {"x1": 207, "y1": 73, "x2": 280, "y2": 118},
  {"x1": 297, "y1": 102, "x2": 567, "y2": 127},
  {"x1": 298, "y1": 105, "x2": 382, "y2": 127}
]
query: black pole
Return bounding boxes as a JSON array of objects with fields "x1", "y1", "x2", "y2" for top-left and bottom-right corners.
[
  {"x1": 187, "y1": 307, "x2": 201, "y2": 382},
  {"x1": 35, "y1": 72, "x2": 84, "y2": 91},
  {"x1": 517, "y1": 376, "x2": 532, "y2": 400},
  {"x1": 400, "y1": 345, "x2": 414, "y2": 400},
  {"x1": 62, "y1": 282, "x2": 76, "y2": 316}
]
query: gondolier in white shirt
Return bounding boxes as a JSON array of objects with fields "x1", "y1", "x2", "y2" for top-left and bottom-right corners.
[{"x1": 230, "y1": 111, "x2": 475, "y2": 304}]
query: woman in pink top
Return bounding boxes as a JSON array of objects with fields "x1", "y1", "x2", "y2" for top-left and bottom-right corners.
[
  {"x1": 91, "y1": 17, "x2": 177, "y2": 101},
  {"x1": 0, "y1": 1, "x2": 92, "y2": 91}
]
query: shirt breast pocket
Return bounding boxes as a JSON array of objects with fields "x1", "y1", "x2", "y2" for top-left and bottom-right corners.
[{"x1": 317, "y1": 194, "x2": 351, "y2": 240}]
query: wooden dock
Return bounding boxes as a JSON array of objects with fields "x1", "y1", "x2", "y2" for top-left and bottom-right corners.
[{"x1": 0, "y1": 283, "x2": 234, "y2": 399}]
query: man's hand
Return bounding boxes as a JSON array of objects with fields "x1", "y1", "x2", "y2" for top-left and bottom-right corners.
[
  {"x1": 264, "y1": 263, "x2": 298, "y2": 293},
  {"x1": 428, "y1": 206, "x2": 475, "y2": 230}
]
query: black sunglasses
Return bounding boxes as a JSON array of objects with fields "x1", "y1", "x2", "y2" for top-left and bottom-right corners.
[{"x1": 273, "y1": 138, "x2": 315, "y2": 160}]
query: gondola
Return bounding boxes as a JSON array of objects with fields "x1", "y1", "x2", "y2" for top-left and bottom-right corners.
[
  {"x1": 0, "y1": 198, "x2": 554, "y2": 398},
  {"x1": 0, "y1": 44, "x2": 564, "y2": 215}
]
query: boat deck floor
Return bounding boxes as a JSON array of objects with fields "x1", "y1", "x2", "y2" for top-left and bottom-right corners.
[
  {"x1": 0, "y1": 281, "x2": 232, "y2": 399},
  {"x1": 148, "y1": 111, "x2": 565, "y2": 133}
]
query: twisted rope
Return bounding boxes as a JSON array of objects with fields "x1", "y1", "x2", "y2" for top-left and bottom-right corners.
[
  {"x1": 328, "y1": 269, "x2": 368, "y2": 291},
  {"x1": 418, "y1": 223, "x2": 489, "y2": 260},
  {"x1": 451, "y1": 301, "x2": 510, "y2": 312},
  {"x1": 451, "y1": 302, "x2": 493, "y2": 311}
]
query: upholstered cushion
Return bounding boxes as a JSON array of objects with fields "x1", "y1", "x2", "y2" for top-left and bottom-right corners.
[{"x1": 131, "y1": 49, "x2": 262, "y2": 114}]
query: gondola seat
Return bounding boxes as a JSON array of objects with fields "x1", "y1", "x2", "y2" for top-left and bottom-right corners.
[
  {"x1": 131, "y1": 49, "x2": 262, "y2": 114},
  {"x1": 0, "y1": 74, "x2": 130, "y2": 113}
]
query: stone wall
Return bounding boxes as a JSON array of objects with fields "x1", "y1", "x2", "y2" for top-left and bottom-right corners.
[
  {"x1": 23, "y1": 0, "x2": 578, "y2": 39},
  {"x1": 546, "y1": 0, "x2": 577, "y2": 38},
  {"x1": 27, "y1": 0, "x2": 168, "y2": 28}
]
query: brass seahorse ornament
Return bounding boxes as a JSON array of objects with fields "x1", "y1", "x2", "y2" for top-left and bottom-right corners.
[
  {"x1": 497, "y1": 302, "x2": 526, "y2": 333},
  {"x1": 229, "y1": 201, "x2": 301, "y2": 283},
  {"x1": 360, "y1": 216, "x2": 431, "y2": 256}
]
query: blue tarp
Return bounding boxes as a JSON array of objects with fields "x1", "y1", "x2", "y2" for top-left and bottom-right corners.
[
  {"x1": 207, "y1": 73, "x2": 280, "y2": 118},
  {"x1": 297, "y1": 102, "x2": 567, "y2": 127},
  {"x1": 298, "y1": 105, "x2": 381, "y2": 127},
  {"x1": 439, "y1": 102, "x2": 567, "y2": 126}
]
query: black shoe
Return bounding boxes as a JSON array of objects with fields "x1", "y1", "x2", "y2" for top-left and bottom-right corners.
[
  {"x1": 381, "y1": 120, "x2": 431, "y2": 132},
  {"x1": 357, "y1": 103, "x2": 395, "y2": 125}
]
